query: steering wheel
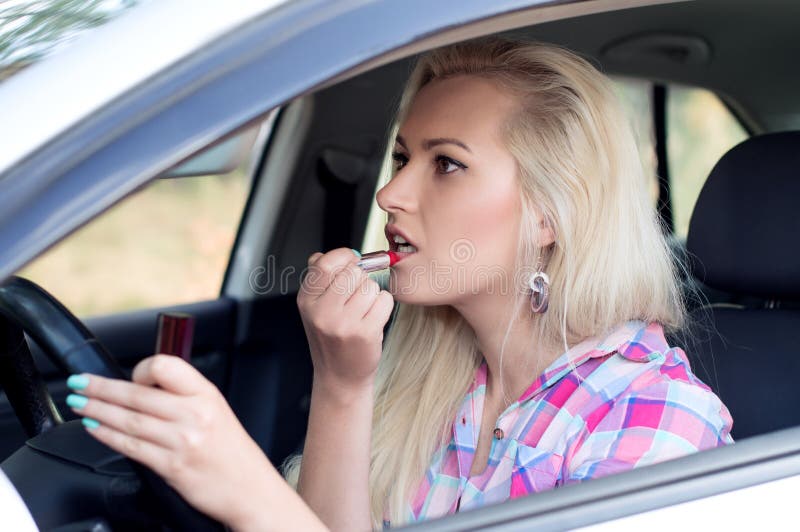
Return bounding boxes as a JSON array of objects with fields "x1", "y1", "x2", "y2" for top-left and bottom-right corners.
[{"x1": 0, "y1": 276, "x2": 227, "y2": 531}]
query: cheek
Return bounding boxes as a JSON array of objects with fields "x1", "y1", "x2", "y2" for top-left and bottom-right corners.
[
  {"x1": 428, "y1": 176, "x2": 520, "y2": 266},
  {"x1": 467, "y1": 190, "x2": 520, "y2": 264}
]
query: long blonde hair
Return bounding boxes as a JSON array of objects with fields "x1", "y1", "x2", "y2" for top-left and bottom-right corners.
[{"x1": 286, "y1": 36, "x2": 686, "y2": 528}]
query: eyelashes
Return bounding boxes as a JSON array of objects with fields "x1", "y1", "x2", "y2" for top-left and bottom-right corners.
[
  {"x1": 390, "y1": 151, "x2": 407, "y2": 170},
  {"x1": 391, "y1": 151, "x2": 467, "y2": 175}
]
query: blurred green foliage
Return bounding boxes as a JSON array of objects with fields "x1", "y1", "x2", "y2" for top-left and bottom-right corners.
[
  {"x1": 0, "y1": 0, "x2": 138, "y2": 80},
  {"x1": 19, "y1": 171, "x2": 250, "y2": 317}
]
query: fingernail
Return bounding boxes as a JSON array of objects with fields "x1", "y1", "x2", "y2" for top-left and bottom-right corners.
[
  {"x1": 82, "y1": 417, "x2": 100, "y2": 430},
  {"x1": 67, "y1": 374, "x2": 89, "y2": 390},
  {"x1": 351, "y1": 249, "x2": 362, "y2": 258},
  {"x1": 66, "y1": 394, "x2": 88, "y2": 410}
]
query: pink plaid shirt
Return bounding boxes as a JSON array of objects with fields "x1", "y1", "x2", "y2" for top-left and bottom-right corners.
[{"x1": 390, "y1": 320, "x2": 734, "y2": 525}]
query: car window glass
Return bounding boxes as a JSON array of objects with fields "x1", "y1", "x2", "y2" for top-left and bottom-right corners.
[
  {"x1": 610, "y1": 76, "x2": 660, "y2": 206},
  {"x1": 0, "y1": 0, "x2": 146, "y2": 84},
  {"x1": 17, "y1": 119, "x2": 270, "y2": 317},
  {"x1": 667, "y1": 84, "x2": 748, "y2": 238}
]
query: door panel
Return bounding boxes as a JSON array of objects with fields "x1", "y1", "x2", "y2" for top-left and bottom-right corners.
[{"x1": 224, "y1": 293, "x2": 313, "y2": 466}]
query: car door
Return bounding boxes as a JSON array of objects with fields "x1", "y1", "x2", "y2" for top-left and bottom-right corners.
[{"x1": 3, "y1": 0, "x2": 797, "y2": 530}]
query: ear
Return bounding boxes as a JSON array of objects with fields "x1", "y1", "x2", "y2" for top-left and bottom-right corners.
[{"x1": 537, "y1": 216, "x2": 556, "y2": 247}]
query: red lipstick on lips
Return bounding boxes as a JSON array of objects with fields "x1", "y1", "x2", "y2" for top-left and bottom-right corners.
[{"x1": 357, "y1": 250, "x2": 400, "y2": 272}]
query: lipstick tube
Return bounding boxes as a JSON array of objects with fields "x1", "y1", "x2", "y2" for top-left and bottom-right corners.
[
  {"x1": 357, "y1": 251, "x2": 399, "y2": 272},
  {"x1": 155, "y1": 312, "x2": 195, "y2": 362}
]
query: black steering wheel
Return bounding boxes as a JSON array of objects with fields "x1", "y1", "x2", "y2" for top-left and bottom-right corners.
[{"x1": 0, "y1": 276, "x2": 227, "y2": 531}]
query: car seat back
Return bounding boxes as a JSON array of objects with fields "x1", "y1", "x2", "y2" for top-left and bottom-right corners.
[{"x1": 684, "y1": 131, "x2": 800, "y2": 439}]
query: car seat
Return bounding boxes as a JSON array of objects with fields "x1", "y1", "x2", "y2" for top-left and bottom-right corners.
[{"x1": 683, "y1": 131, "x2": 800, "y2": 439}]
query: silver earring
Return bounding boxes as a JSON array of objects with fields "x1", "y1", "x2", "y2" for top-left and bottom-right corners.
[{"x1": 529, "y1": 270, "x2": 550, "y2": 314}]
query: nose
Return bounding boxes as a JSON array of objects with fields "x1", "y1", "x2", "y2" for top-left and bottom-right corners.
[{"x1": 376, "y1": 166, "x2": 419, "y2": 215}]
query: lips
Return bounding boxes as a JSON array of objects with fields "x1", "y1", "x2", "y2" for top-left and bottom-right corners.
[{"x1": 385, "y1": 225, "x2": 418, "y2": 256}]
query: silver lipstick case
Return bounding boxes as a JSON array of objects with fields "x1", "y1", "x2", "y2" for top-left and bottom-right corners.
[{"x1": 357, "y1": 251, "x2": 390, "y2": 272}]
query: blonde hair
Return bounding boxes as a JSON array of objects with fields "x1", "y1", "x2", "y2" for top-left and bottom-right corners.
[{"x1": 286, "y1": 36, "x2": 686, "y2": 528}]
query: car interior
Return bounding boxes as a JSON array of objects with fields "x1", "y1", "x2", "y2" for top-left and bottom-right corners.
[{"x1": 1, "y1": 0, "x2": 799, "y2": 529}]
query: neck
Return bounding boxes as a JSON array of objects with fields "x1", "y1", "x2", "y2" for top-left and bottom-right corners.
[{"x1": 452, "y1": 291, "x2": 560, "y2": 407}]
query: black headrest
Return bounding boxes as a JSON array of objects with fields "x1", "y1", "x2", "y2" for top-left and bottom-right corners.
[{"x1": 686, "y1": 131, "x2": 800, "y2": 300}]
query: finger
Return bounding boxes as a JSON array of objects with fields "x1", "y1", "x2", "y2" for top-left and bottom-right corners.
[
  {"x1": 318, "y1": 263, "x2": 365, "y2": 305},
  {"x1": 132, "y1": 354, "x2": 214, "y2": 396},
  {"x1": 82, "y1": 418, "x2": 172, "y2": 478},
  {"x1": 345, "y1": 277, "x2": 381, "y2": 318},
  {"x1": 69, "y1": 395, "x2": 179, "y2": 449},
  {"x1": 307, "y1": 252, "x2": 323, "y2": 267},
  {"x1": 364, "y1": 290, "x2": 395, "y2": 329},
  {"x1": 304, "y1": 248, "x2": 361, "y2": 294},
  {"x1": 299, "y1": 253, "x2": 325, "y2": 301},
  {"x1": 313, "y1": 247, "x2": 361, "y2": 271},
  {"x1": 68, "y1": 370, "x2": 185, "y2": 421}
]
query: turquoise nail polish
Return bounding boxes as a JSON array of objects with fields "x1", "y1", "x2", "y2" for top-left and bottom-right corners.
[
  {"x1": 66, "y1": 394, "x2": 88, "y2": 410},
  {"x1": 67, "y1": 374, "x2": 89, "y2": 390},
  {"x1": 82, "y1": 417, "x2": 100, "y2": 430},
  {"x1": 351, "y1": 248, "x2": 362, "y2": 258}
]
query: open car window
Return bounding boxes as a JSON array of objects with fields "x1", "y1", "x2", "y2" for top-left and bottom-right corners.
[
  {"x1": 667, "y1": 84, "x2": 749, "y2": 238},
  {"x1": 17, "y1": 116, "x2": 274, "y2": 317}
]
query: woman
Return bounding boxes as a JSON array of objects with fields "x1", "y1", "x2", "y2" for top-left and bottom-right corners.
[{"x1": 64, "y1": 37, "x2": 733, "y2": 531}]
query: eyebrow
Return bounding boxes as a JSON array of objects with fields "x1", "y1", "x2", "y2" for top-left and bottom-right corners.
[{"x1": 396, "y1": 134, "x2": 472, "y2": 154}]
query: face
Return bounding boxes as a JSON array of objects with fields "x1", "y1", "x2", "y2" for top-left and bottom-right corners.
[{"x1": 376, "y1": 74, "x2": 554, "y2": 305}]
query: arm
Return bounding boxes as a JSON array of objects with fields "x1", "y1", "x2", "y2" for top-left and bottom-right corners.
[
  {"x1": 228, "y1": 464, "x2": 328, "y2": 532},
  {"x1": 297, "y1": 378, "x2": 375, "y2": 531},
  {"x1": 294, "y1": 248, "x2": 395, "y2": 531}
]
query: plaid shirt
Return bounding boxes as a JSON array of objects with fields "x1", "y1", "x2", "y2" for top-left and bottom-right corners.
[{"x1": 393, "y1": 320, "x2": 734, "y2": 524}]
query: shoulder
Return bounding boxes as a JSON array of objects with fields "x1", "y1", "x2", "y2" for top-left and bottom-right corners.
[
  {"x1": 563, "y1": 322, "x2": 734, "y2": 482},
  {"x1": 583, "y1": 350, "x2": 733, "y2": 445},
  {"x1": 587, "y1": 321, "x2": 733, "y2": 439},
  {"x1": 580, "y1": 321, "x2": 721, "y2": 401}
]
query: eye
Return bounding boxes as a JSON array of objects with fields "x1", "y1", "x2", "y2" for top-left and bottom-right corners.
[
  {"x1": 435, "y1": 155, "x2": 467, "y2": 175},
  {"x1": 391, "y1": 151, "x2": 408, "y2": 171}
]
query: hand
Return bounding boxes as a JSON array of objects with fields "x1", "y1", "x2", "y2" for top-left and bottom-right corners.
[
  {"x1": 297, "y1": 248, "x2": 394, "y2": 392},
  {"x1": 65, "y1": 354, "x2": 279, "y2": 529}
]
